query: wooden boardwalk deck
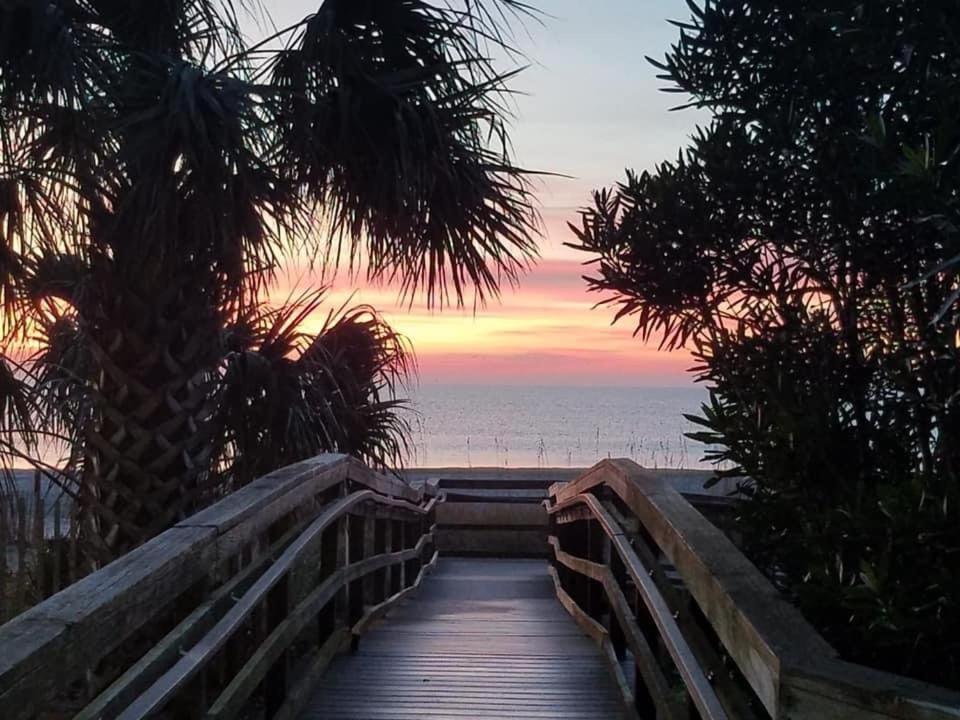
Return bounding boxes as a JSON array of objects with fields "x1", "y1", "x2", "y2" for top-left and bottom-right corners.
[{"x1": 301, "y1": 557, "x2": 626, "y2": 719}]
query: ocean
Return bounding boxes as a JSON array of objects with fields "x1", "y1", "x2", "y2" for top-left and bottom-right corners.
[
  {"x1": 5, "y1": 383, "x2": 717, "y2": 531},
  {"x1": 403, "y1": 383, "x2": 713, "y2": 469}
]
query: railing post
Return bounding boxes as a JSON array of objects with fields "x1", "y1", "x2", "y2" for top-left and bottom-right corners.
[
  {"x1": 361, "y1": 513, "x2": 376, "y2": 607},
  {"x1": 403, "y1": 518, "x2": 418, "y2": 588},
  {"x1": 635, "y1": 662, "x2": 658, "y2": 719},
  {"x1": 0, "y1": 498, "x2": 7, "y2": 623},
  {"x1": 566, "y1": 520, "x2": 590, "y2": 609},
  {"x1": 317, "y1": 523, "x2": 338, "y2": 644},
  {"x1": 337, "y1": 514, "x2": 349, "y2": 626},
  {"x1": 263, "y1": 573, "x2": 289, "y2": 716},
  {"x1": 384, "y1": 519, "x2": 396, "y2": 596},
  {"x1": 604, "y1": 536, "x2": 627, "y2": 662},
  {"x1": 586, "y1": 518, "x2": 607, "y2": 624},
  {"x1": 393, "y1": 520, "x2": 407, "y2": 592},
  {"x1": 264, "y1": 510, "x2": 295, "y2": 718},
  {"x1": 391, "y1": 519, "x2": 404, "y2": 592},
  {"x1": 373, "y1": 517, "x2": 387, "y2": 604},
  {"x1": 348, "y1": 514, "x2": 365, "y2": 630}
]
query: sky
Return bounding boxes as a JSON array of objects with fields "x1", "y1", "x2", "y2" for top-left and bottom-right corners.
[{"x1": 264, "y1": 0, "x2": 707, "y2": 387}]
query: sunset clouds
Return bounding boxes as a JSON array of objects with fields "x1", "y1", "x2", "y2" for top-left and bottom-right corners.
[
  {"x1": 259, "y1": 0, "x2": 705, "y2": 387},
  {"x1": 274, "y1": 207, "x2": 694, "y2": 386}
]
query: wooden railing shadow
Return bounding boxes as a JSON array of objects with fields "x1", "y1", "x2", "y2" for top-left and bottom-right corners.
[
  {"x1": 546, "y1": 458, "x2": 960, "y2": 720},
  {"x1": 0, "y1": 454, "x2": 441, "y2": 720}
]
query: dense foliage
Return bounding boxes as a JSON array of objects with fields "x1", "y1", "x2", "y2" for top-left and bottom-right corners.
[
  {"x1": 571, "y1": 0, "x2": 960, "y2": 686},
  {"x1": 0, "y1": 0, "x2": 538, "y2": 565}
]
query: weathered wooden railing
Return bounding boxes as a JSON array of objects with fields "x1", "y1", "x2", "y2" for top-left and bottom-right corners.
[
  {"x1": 0, "y1": 454, "x2": 441, "y2": 720},
  {"x1": 546, "y1": 458, "x2": 960, "y2": 720}
]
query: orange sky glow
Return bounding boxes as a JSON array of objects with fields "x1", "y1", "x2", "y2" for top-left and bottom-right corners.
[
  {"x1": 260, "y1": 0, "x2": 707, "y2": 388},
  {"x1": 274, "y1": 206, "x2": 695, "y2": 387}
]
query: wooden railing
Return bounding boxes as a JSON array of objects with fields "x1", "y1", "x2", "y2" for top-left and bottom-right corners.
[
  {"x1": 0, "y1": 454, "x2": 441, "y2": 720},
  {"x1": 546, "y1": 459, "x2": 960, "y2": 720}
]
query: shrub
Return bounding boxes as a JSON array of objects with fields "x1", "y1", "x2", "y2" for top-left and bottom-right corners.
[{"x1": 571, "y1": 0, "x2": 960, "y2": 687}]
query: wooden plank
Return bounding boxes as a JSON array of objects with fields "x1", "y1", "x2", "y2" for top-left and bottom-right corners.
[
  {"x1": 273, "y1": 628, "x2": 353, "y2": 720},
  {"x1": 76, "y1": 516, "x2": 316, "y2": 720},
  {"x1": 177, "y1": 455, "x2": 350, "y2": 560},
  {"x1": 437, "y1": 502, "x2": 547, "y2": 527},
  {"x1": 548, "y1": 460, "x2": 960, "y2": 719},
  {"x1": 0, "y1": 617, "x2": 69, "y2": 719},
  {"x1": 203, "y1": 543, "x2": 427, "y2": 720},
  {"x1": 14, "y1": 496, "x2": 26, "y2": 615},
  {"x1": 547, "y1": 564, "x2": 609, "y2": 645},
  {"x1": 0, "y1": 499, "x2": 7, "y2": 623},
  {"x1": 783, "y1": 659, "x2": 960, "y2": 720},
  {"x1": 550, "y1": 459, "x2": 824, "y2": 716},
  {"x1": 547, "y1": 536, "x2": 679, "y2": 720},
  {"x1": 345, "y1": 458, "x2": 421, "y2": 503},
  {"x1": 352, "y1": 549, "x2": 439, "y2": 636},
  {"x1": 436, "y1": 527, "x2": 548, "y2": 556},
  {"x1": 52, "y1": 499, "x2": 62, "y2": 596},
  {"x1": 548, "y1": 493, "x2": 729, "y2": 720},
  {"x1": 404, "y1": 468, "x2": 585, "y2": 484},
  {"x1": 119, "y1": 490, "x2": 377, "y2": 719},
  {"x1": 302, "y1": 558, "x2": 626, "y2": 720},
  {"x1": 31, "y1": 473, "x2": 42, "y2": 552},
  {"x1": 0, "y1": 525, "x2": 216, "y2": 720}
]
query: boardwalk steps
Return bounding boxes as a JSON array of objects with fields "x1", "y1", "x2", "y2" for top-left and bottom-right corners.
[
  {"x1": 2, "y1": 457, "x2": 959, "y2": 719},
  {"x1": 302, "y1": 558, "x2": 626, "y2": 719}
]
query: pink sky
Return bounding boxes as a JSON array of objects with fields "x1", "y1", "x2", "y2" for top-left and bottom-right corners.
[
  {"x1": 262, "y1": 0, "x2": 705, "y2": 387},
  {"x1": 277, "y1": 206, "x2": 695, "y2": 387}
]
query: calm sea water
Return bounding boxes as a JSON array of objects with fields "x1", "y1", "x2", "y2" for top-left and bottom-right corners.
[
  {"x1": 403, "y1": 383, "x2": 714, "y2": 469},
  {"x1": 7, "y1": 383, "x2": 716, "y2": 514}
]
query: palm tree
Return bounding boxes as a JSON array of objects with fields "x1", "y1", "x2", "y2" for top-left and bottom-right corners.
[{"x1": 0, "y1": 0, "x2": 539, "y2": 566}]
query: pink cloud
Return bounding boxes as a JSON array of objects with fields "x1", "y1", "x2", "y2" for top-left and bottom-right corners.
[{"x1": 264, "y1": 206, "x2": 694, "y2": 387}]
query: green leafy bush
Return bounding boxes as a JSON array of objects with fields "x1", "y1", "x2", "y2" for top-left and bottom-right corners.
[{"x1": 571, "y1": 0, "x2": 960, "y2": 687}]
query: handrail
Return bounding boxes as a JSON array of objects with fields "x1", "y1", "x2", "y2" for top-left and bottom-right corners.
[
  {"x1": 549, "y1": 493, "x2": 728, "y2": 720},
  {"x1": 546, "y1": 535, "x2": 680, "y2": 720},
  {"x1": 546, "y1": 458, "x2": 960, "y2": 720},
  {"x1": 0, "y1": 453, "x2": 443, "y2": 720}
]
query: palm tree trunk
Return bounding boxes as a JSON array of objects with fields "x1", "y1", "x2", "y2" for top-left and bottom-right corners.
[{"x1": 76, "y1": 272, "x2": 220, "y2": 566}]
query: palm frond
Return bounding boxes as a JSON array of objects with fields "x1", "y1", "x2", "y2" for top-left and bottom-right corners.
[
  {"x1": 0, "y1": 0, "x2": 97, "y2": 106},
  {"x1": 268, "y1": 0, "x2": 540, "y2": 307},
  {"x1": 0, "y1": 352, "x2": 34, "y2": 447},
  {"x1": 217, "y1": 288, "x2": 413, "y2": 484},
  {"x1": 29, "y1": 313, "x2": 94, "y2": 446},
  {"x1": 0, "y1": 0, "x2": 538, "y2": 559},
  {"x1": 84, "y1": 0, "x2": 250, "y2": 62},
  {"x1": 0, "y1": 351, "x2": 37, "y2": 493},
  {"x1": 114, "y1": 66, "x2": 280, "y2": 294}
]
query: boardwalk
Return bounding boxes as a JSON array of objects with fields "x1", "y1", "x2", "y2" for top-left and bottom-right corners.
[
  {"x1": 302, "y1": 557, "x2": 627, "y2": 719},
  {"x1": 6, "y1": 459, "x2": 954, "y2": 720}
]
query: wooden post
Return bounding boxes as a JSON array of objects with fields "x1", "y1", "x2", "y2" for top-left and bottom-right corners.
[
  {"x1": 393, "y1": 519, "x2": 405, "y2": 591},
  {"x1": 387, "y1": 520, "x2": 399, "y2": 596},
  {"x1": 374, "y1": 518, "x2": 387, "y2": 603},
  {"x1": 403, "y1": 519, "x2": 419, "y2": 588},
  {"x1": 317, "y1": 524, "x2": 339, "y2": 644},
  {"x1": 0, "y1": 498, "x2": 7, "y2": 623},
  {"x1": 32, "y1": 472, "x2": 43, "y2": 550},
  {"x1": 362, "y1": 514, "x2": 376, "y2": 606},
  {"x1": 635, "y1": 663, "x2": 658, "y2": 719},
  {"x1": 568, "y1": 520, "x2": 590, "y2": 611},
  {"x1": 68, "y1": 504, "x2": 79, "y2": 585},
  {"x1": 264, "y1": 569, "x2": 290, "y2": 717},
  {"x1": 336, "y1": 515, "x2": 350, "y2": 627},
  {"x1": 15, "y1": 495, "x2": 27, "y2": 614},
  {"x1": 52, "y1": 499, "x2": 62, "y2": 596},
  {"x1": 586, "y1": 518, "x2": 607, "y2": 623},
  {"x1": 264, "y1": 511, "x2": 295, "y2": 718},
  {"x1": 604, "y1": 535, "x2": 627, "y2": 661},
  {"x1": 348, "y1": 514, "x2": 365, "y2": 628}
]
